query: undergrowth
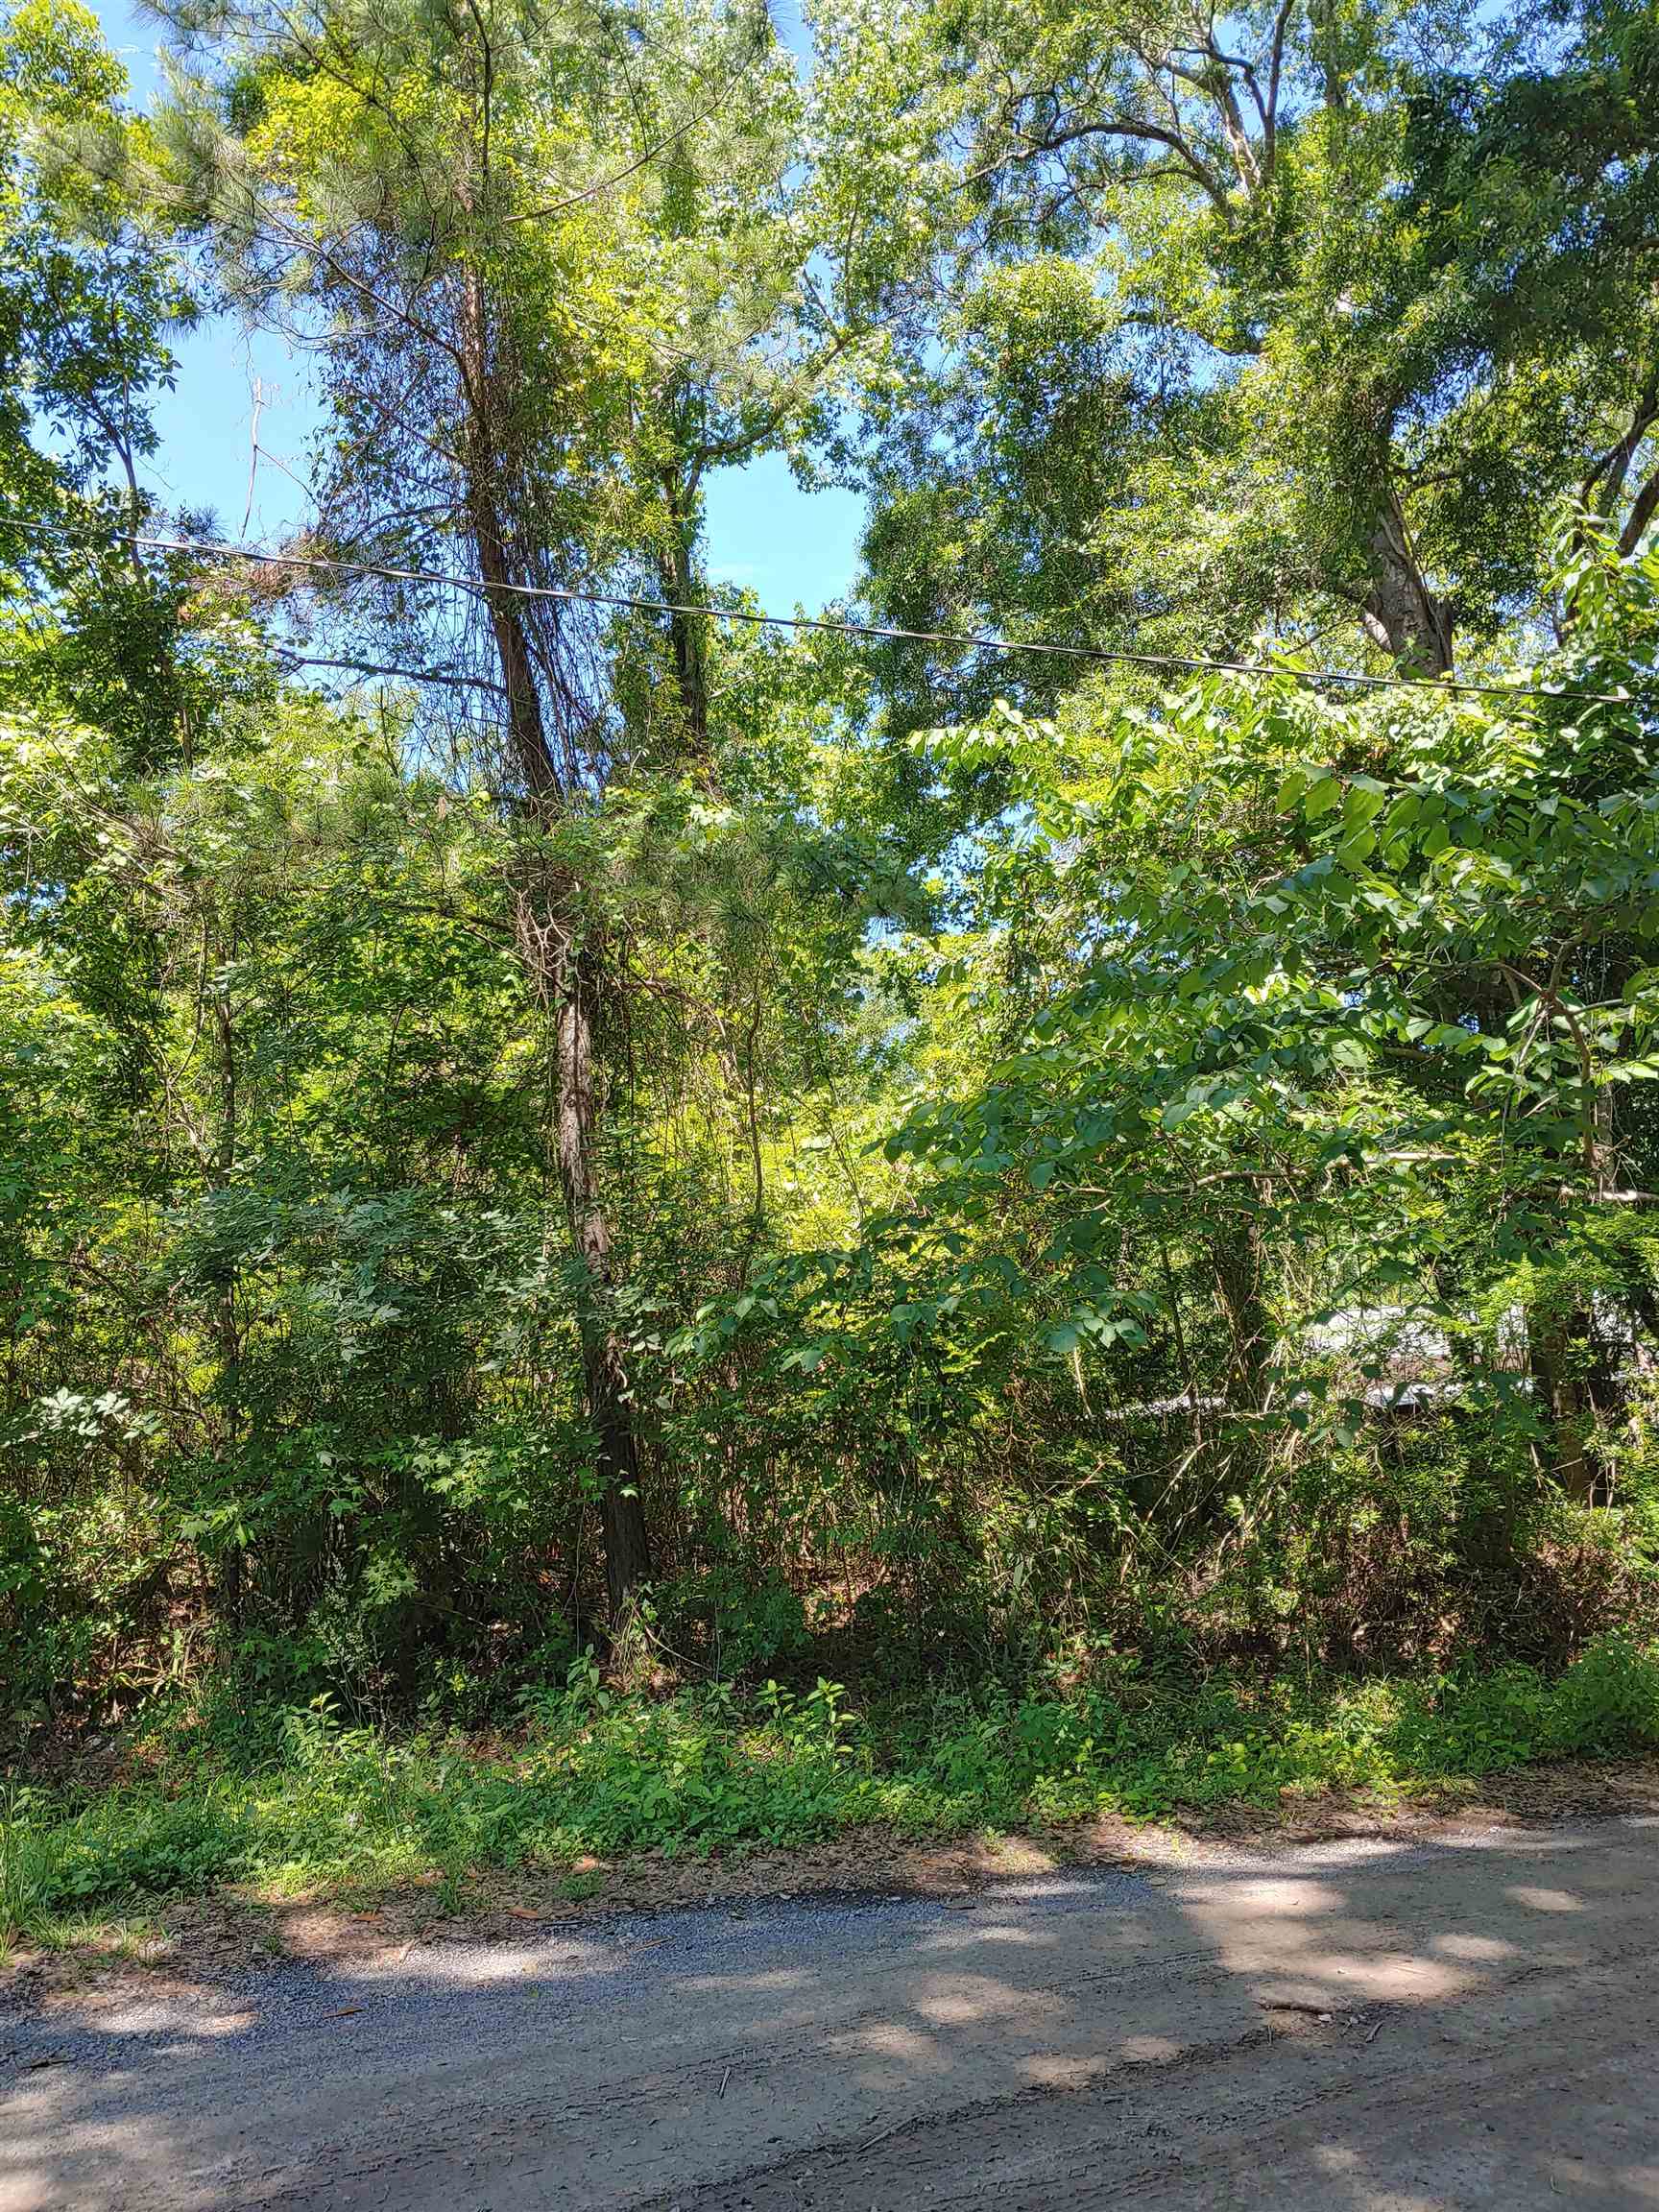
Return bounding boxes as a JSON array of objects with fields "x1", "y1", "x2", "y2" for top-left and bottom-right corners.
[{"x1": 6, "y1": 1636, "x2": 1659, "y2": 1952}]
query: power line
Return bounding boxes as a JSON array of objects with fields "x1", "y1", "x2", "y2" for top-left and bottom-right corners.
[
  {"x1": 276, "y1": 649, "x2": 504, "y2": 694},
  {"x1": 3, "y1": 515, "x2": 1641, "y2": 708}
]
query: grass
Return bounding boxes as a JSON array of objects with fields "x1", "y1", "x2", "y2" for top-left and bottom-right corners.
[{"x1": 6, "y1": 1634, "x2": 1659, "y2": 1952}]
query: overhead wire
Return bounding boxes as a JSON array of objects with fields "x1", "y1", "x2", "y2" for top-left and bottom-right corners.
[{"x1": 2, "y1": 514, "x2": 1645, "y2": 709}]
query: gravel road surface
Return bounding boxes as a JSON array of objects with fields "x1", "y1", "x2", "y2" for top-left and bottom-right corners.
[{"x1": 5, "y1": 1815, "x2": 1658, "y2": 2208}]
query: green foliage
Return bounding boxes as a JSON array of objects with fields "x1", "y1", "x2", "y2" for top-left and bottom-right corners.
[
  {"x1": 4, "y1": 0, "x2": 1659, "y2": 1892},
  {"x1": 7, "y1": 1639, "x2": 1659, "y2": 1943},
  {"x1": 827, "y1": 0, "x2": 1659, "y2": 684}
]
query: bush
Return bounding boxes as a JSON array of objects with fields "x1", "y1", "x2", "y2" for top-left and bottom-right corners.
[{"x1": 6, "y1": 1639, "x2": 1658, "y2": 1947}]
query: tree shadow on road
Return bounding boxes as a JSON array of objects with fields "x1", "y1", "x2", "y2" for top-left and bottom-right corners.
[{"x1": 4, "y1": 1818, "x2": 1658, "y2": 2210}]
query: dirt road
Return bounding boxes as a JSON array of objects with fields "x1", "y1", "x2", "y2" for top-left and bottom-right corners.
[{"x1": 4, "y1": 1815, "x2": 1658, "y2": 2209}]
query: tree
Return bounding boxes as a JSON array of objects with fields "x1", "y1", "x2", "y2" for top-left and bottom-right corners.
[
  {"x1": 815, "y1": 0, "x2": 1659, "y2": 689},
  {"x1": 884, "y1": 524, "x2": 1659, "y2": 1515},
  {"x1": 155, "y1": 0, "x2": 870, "y2": 1620},
  {"x1": 0, "y1": 0, "x2": 202, "y2": 765}
]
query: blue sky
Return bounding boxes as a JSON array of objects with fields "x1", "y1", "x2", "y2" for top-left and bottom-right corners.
[{"x1": 91, "y1": 0, "x2": 866, "y2": 612}]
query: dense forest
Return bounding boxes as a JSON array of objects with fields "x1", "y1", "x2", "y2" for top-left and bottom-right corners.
[{"x1": 5, "y1": 0, "x2": 1659, "y2": 1877}]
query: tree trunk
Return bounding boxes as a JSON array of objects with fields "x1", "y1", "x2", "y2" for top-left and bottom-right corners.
[
  {"x1": 1528, "y1": 1309, "x2": 1607, "y2": 1504},
  {"x1": 550, "y1": 937, "x2": 653, "y2": 1618},
  {"x1": 1361, "y1": 490, "x2": 1454, "y2": 676},
  {"x1": 456, "y1": 261, "x2": 652, "y2": 1619},
  {"x1": 1530, "y1": 1309, "x2": 1601, "y2": 1503},
  {"x1": 1213, "y1": 1210, "x2": 1273, "y2": 1416},
  {"x1": 1310, "y1": 0, "x2": 1348, "y2": 110},
  {"x1": 659, "y1": 464, "x2": 709, "y2": 761},
  {"x1": 213, "y1": 966, "x2": 245, "y2": 1636}
]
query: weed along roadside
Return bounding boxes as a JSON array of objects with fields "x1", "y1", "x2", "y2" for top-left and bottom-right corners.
[{"x1": 8, "y1": 1641, "x2": 1659, "y2": 1970}]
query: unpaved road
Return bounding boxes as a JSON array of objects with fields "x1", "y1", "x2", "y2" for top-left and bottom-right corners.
[{"x1": 5, "y1": 1816, "x2": 1658, "y2": 2210}]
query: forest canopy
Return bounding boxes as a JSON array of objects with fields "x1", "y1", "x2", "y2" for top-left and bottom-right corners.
[{"x1": 4, "y1": 0, "x2": 1659, "y2": 1839}]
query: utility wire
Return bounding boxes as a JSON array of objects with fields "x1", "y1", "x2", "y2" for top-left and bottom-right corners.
[
  {"x1": 276, "y1": 649, "x2": 504, "y2": 693},
  {"x1": 3, "y1": 515, "x2": 1643, "y2": 708}
]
